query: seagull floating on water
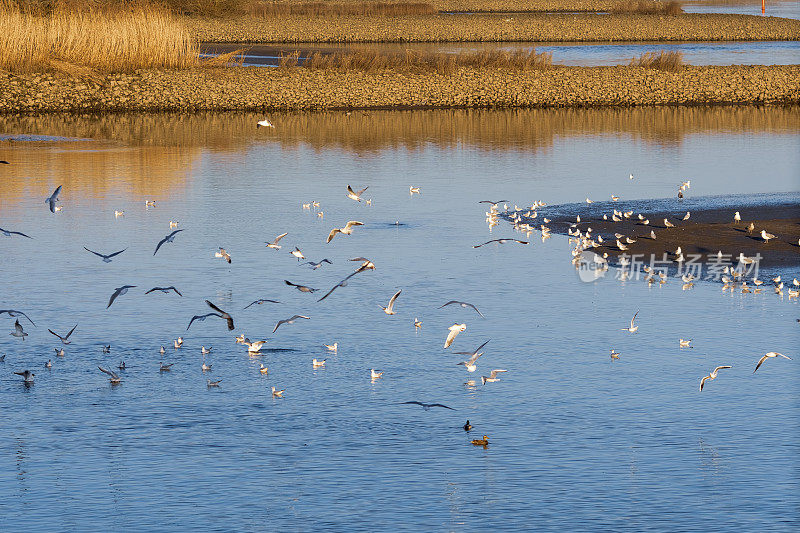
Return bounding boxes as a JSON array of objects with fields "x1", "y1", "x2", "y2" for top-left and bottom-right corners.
[
  {"x1": 14, "y1": 370, "x2": 34, "y2": 383},
  {"x1": 370, "y1": 369, "x2": 383, "y2": 380},
  {"x1": 271, "y1": 386, "x2": 284, "y2": 397}
]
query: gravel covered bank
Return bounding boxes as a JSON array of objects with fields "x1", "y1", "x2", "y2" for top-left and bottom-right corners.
[
  {"x1": 2, "y1": 65, "x2": 798, "y2": 113},
  {"x1": 187, "y1": 13, "x2": 800, "y2": 43}
]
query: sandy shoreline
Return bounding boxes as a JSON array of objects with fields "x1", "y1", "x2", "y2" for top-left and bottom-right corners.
[
  {"x1": 2, "y1": 65, "x2": 798, "y2": 113},
  {"x1": 516, "y1": 195, "x2": 800, "y2": 269}
]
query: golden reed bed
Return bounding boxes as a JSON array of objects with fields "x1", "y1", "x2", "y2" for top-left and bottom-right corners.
[
  {"x1": 2, "y1": 65, "x2": 798, "y2": 113},
  {"x1": 188, "y1": 13, "x2": 800, "y2": 43}
]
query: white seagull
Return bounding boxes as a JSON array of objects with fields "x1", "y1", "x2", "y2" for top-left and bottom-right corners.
[
  {"x1": 273, "y1": 315, "x2": 310, "y2": 333},
  {"x1": 622, "y1": 311, "x2": 639, "y2": 333},
  {"x1": 257, "y1": 118, "x2": 275, "y2": 128},
  {"x1": 327, "y1": 221, "x2": 364, "y2": 243},
  {"x1": 266, "y1": 232, "x2": 288, "y2": 249},
  {"x1": 444, "y1": 323, "x2": 466, "y2": 348},
  {"x1": 455, "y1": 340, "x2": 490, "y2": 372},
  {"x1": 45, "y1": 185, "x2": 62, "y2": 213},
  {"x1": 481, "y1": 369, "x2": 507, "y2": 385},
  {"x1": 380, "y1": 289, "x2": 402, "y2": 315},
  {"x1": 700, "y1": 366, "x2": 731, "y2": 391},
  {"x1": 346, "y1": 185, "x2": 369, "y2": 202},
  {"x1": 753, "y1": 352, "x2": 791, "y2": 373}
]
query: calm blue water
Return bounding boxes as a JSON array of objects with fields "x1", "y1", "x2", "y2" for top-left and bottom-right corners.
[
  {"x1": 1, "y1": 108, "x2": 799, "y2": 531},
  {"x1": 202, "y1": 40, "x2": 800, "y2": 67}
]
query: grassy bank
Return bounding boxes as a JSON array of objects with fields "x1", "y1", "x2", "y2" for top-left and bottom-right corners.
[
  {"x1": 1, "y1": 65, "x2": 797, "y2": 113},
  {"x1": 187, "y1": 13, "x2": 800, "y2": 43},
  {"x1": 0, "y1": 2, "x2": 197, "y2": 73}
]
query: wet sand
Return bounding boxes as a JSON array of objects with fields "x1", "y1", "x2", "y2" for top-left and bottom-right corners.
[{"x1": 517, "y1": 196, "x2": 800, "y2": 268}]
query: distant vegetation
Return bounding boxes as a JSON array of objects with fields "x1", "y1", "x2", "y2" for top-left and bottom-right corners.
[
  {"x1": 629, "y1": 50, "x2": 684, "y2": 71},
  {"x1": 611, "y1": 0, "x2": 683, "y2": 15},
  {"x1": 277, "y1": 48, "x2": 553, "y2": 73}
]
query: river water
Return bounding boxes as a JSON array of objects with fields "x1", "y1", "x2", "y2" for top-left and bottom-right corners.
[
  {"x1": 1, "y1": 107, "x2": 798, "y2": 530},
  {"x1": 202, "y1": 39, "x2": 800, "y2": 67}
]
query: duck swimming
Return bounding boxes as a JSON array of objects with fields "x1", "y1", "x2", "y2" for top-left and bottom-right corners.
[
  {"x1": 471, "y1": 435, "x2": 489, "y2": 446},
  {"x1": 463, "y1": 420, "x2": 472, "y2": 431}
]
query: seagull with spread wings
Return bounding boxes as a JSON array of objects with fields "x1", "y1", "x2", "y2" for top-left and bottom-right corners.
[
  {"x1": 48, "y1": 324, "x2": 77, "y2": 345},
  {"x1": 444, "y1": 323, "x2": 466, "y2": 348},
  {"x1": 700, "y1": 365, "x2": 731, "y2": 391},
  {"x1": 153, "y1": 229, "x2": 184, "y2": 256},
  {"x1": 98, "y1": 366, "x2": 121, "y2": 384},
  {"x1": 302, "y1": 259, "x2": 333, "y2": 270},
  {"x1": 401, "y1": 401, "x2": 455, "y2": 411},
  {"x1": 455, "y1": 340, "x2": 490, "y2": 372},
  {"x1": 473, "y1": 238, "x2": 528, "y2": 248},
  {"x1": 273, "y1": 315, "x2": 310, "y2": 333},
  {"x1": 438, "y1": 300, "x2": 485, "y2": 318},
  {"x1": 327, "y1": 221, "x2": 363, "y2": 243},
  {"x1": 0, "y1": 227, "x2": 32, "y2": 238},
  {"x1": 205, "y1": 300, "x2": 234, "y2": 330},
  {"x1": 0, "y1": 309, "x2": 36, "y2": 326},
  {"x1": 346, "y1": 185, "x2": 369, "y2": 202},
  {"x1": 243, "y1": 298, "x2": 280, "y2": 309},
  {"x1": 84, "y1": 247, "x2": 127, "y2": 263},
  {"x1": 380, "y1": 289, "x2": 402, "y2": 315},
  {"x1": 285, "y1": 280, "x2": 318, "y2": 293},
  {"x1": 45, "y1": 184, "x2": 62, "y2": 213},
  {"x1": 10, "y1": 319, "x2": 27, "y2": 340},
  {"x1": 145, "y1": 286, "x2": 182, "y2": 296},
  {"x1": 186, "y1": 312, "x2": 222, "y2": 330},
  {"x1": 753, "y1": 352, "x2": 791, "y2": 373},
  {"x1": 266, "y1": 232, "x2": 288, "y2": 249},
  {"x1": 107, "y1": 285, "x2": 136, "y2": 308}
]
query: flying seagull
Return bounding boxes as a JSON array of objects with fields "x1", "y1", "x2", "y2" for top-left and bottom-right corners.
[
  {"x1": 346, "y1": 185, "x2": 369, "y2": 202},
  {"x1": 14, "y1": 370, "x2": 34, "y2": 383},
  {"x1": 302, "y1": 259, "x2": 333, "y2": 270},
  {"x1": 257, "y1": 118, "x2": 275, "y2": 128},
  {"x1": 10, "y1": 319, "x2": 27, "y2": 340},
  {"x1": 0, "y1": 309, "x2": 35, "y2": 326},
  {"x1": 438, "y1": 300, "x2": 485, "y2": 318},
  {"x1": 317, "y1": 276, "x2": 350, "y2": 302},
  {"x1": 478, "y1": 200, "x2": 507, "y2": 205},
  {"x1": 0, "y1": 227, "x2": 32, "y2": 238},
  {"x1": 481, "y1": 369, "x2": 508, "y2": 385},
  {"x1": 753, "y1": 352, "x2": 791, "y2": 373},
  {"x1": 107, "y1": 285, "x2": 136, "y2": 308},
  {"x1": 205, "y1": 300, "x2": 234, "y2": 330},
  {"x1": 145, "y1": 286, "x2": 182, "y2": 296},
  {"x1": 243, "y1": 298, "x2": 280, "y2": 309},
  {"x1": 187, "y1": 312, "x2": 223, "y2": 330},
  {"x1": 380, "y1": 289, "x2": 402, "y2": 315},
  {"x1": 622, "y1": 310, "x2": 639, "y2": 333},
  {"x1": 401, "y1": 401, "x2": 455, "y2": 411},
  {"x1": 48, "y1": 324, "x2": 77, "y2": 345},
  {"x1": 45, "y1": 185, "x2": 62, "y2": 213},
  {"x1": 273, "y1": 315, "x2": 310, "y2": 333},
  {"x1": 444, "y1": 323, "x2": 466, "y2": 348},
  {"x1": 98, "y1": 366, "x2": 121, "y2": 384},
  {"x1": 327, "y1": 221, "x2": 364, "y2": 243},
  {"x1": 473, "y1": 238, "x2": 528, "y2": 248},
  {"x1": 84, "y1": 247, "x2": 127, "y2": 263},
  {"x1": 284, "y1": 280, "x2": 318, "y2": 293},
  {"x1": 700, "y1": 365, "x2": 731, "y2": 391},
  {"x1": 266, "y1": 232, "x2": 288, "y2": 249},
  {"x1": 455, "y1": 340, "x2": 490, "y2": 372},
  {"x1": 153, "y1": 229, "x2": 184, "y2": 256},
  {"x1": 215, "y1": 247, "x2": 232, "y2": 263}
]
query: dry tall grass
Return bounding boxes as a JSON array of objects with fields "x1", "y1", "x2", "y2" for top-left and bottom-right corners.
[
  {"x1": 629, "y1": 50, "x2": 683, "y2": 71},
  {"x1": 612, "y1": 0, "x2": 684, "y2": 15},
  {"x1": 0, "y1": 1, "x2": 198, "y2": 73},
  {"x1": 278, "y1": 49, "x2": 552, "y2": 74}
]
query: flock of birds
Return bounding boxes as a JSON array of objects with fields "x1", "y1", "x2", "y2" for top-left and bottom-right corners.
[
  {"x1": 1, "y1": 177, "x2": 528, "y2": 447},
  {"x1": 1, "y1": 159, "x2": 796, "y2": 447}
]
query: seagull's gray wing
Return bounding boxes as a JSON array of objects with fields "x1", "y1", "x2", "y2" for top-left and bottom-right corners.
[
  {"x1": 1, "y1": 228, "x2": 32, "y2": 238},
  {"x1": 98, "y1": 366, "x2": 118, "y2": 379},
  {"x1": 106, "y1": 248, "x2": 127, "y2": 259},
  {"x1": 187, "y1": 313, "x2": 222, "y2": 330},
  {"x1": 0, "y1": 309, "x2": 35, "y2": 326},
  {"x1": 83, "y1": 247, "x2": 106, "y2": 258},
  {"x1": 107, "y1": 288, "x2": 122, "y2": 308},
  {"x1": 473, "y1": 239, "x2": 500, "y2": 248},
  {"x1": 429, "y1": 404, "x2": 455, "y2": 410},
  {"x1": 402, "y1": 401, "x2": 424, "y2": 407},
  {"x1": 205, "y1": 300, "x2": 234, "y2": 330},
  {"x1": 65, "y1": 324, "x2": 78, "y2": 339}
]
